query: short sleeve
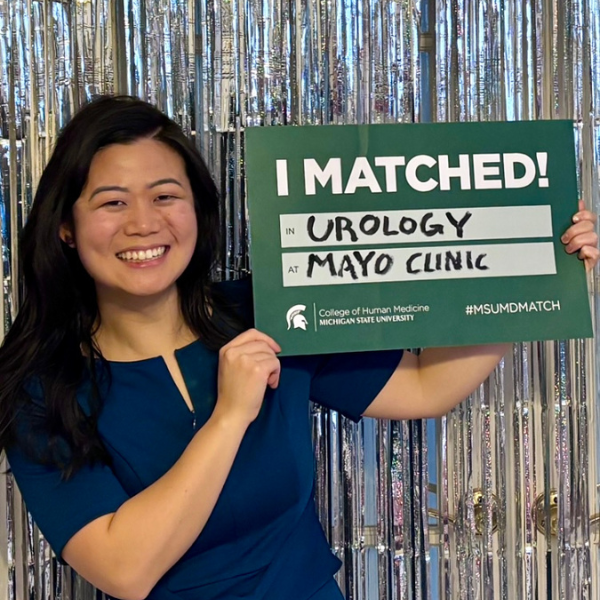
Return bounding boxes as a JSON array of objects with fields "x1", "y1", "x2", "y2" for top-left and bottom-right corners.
[
  {"x1": 7, "y1": 431, "x2": 129, "y2": 559},
  {"x1": 309, "y1": 349, "x2": 403, "y2": 422}
]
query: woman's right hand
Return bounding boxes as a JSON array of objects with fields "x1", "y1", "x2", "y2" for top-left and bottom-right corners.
[{"x1": 214, "y1": 329, "x2": 281, "y2": 427}]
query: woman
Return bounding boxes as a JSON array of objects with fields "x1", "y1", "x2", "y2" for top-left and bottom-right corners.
[{"x1": 0, "y1": 96, "x2": 597, "y2": 600}]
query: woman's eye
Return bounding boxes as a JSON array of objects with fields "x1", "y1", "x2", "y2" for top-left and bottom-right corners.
[
  {"x1": 101, "y1": 200, "x2": 125, "y2": 207},
  {"x1": 156, "y1": 194, "x2": 177, "y2": 202}
]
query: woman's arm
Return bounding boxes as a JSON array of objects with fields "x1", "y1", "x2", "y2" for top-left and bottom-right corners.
[
  {"x1": 62, "y1": 329, "x2": 281, "y2": 600},
  {"x1": 363, "y1": 344, "x2": 509, "y2": 420}
]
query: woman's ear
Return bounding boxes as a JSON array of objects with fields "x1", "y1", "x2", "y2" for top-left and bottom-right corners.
[{"x1": 59, "y1": 223, "x2": 76, "y2": 248}]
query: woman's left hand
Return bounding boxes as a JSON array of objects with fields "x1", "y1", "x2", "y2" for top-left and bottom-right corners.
[{"x1": 561, "y1": 200, "x2": 600, "y2": 272}]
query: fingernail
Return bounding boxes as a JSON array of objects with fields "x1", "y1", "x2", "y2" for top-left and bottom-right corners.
[
  {"x1": 561, "y1": 234, "x2": 568, "y2": 242},
  {"x1": 573, "y1": 215, "x2": 580, "y2": 222}
]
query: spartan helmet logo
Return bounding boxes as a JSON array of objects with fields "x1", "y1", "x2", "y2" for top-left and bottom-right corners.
[{"x1": 286, "y1": 304, "x2": 308, "y2": 331}]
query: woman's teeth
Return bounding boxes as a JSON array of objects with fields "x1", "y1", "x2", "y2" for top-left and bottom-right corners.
[{"x1": 117, "y1": 246, "x2": 167, "y2": 262}]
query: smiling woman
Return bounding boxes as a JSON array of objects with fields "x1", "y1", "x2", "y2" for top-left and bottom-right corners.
[
  {"x1": 0, "y1": 96, "x2": 596, "y2": 600},
  {"x1": 60, "y1": 140, "x2": 198, "y2": 312}
]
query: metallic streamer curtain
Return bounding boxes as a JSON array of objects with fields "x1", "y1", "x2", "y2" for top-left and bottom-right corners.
[
  {"x1": 435, "y1": 3, "x2": 600, "y2": 600},
  {"x1": 0, "y1": 2, "x2": 598, "y2": 600}
]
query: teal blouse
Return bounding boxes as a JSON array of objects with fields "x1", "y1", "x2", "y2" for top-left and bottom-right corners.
[{"x1": 7, "y1": 281, "x2": 403, "y2": 600}]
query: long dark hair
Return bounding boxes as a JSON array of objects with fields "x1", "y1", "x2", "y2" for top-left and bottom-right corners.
[{"x1": 0, "y1": 96, "x2": 245, "y2": 477}]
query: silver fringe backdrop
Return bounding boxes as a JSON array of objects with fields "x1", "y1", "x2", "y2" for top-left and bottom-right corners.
[{"x1": 0, "y1": 1, "x2": 598, "y2": 599}]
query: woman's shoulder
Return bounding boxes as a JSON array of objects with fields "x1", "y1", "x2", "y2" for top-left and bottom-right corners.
[
  {"x1": 209, "y1": 275, "x2": 255, "y2": 330},
  {"x1": 211, "y1": 274, "x2": 253, "y2": 300}
]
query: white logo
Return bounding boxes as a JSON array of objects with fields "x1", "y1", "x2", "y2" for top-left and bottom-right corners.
[{"x1": 286, "y1": 304, "x2": 308, "y2": 331}]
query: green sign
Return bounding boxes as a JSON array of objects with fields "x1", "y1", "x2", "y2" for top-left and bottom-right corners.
[{"x1": 245, "y1": 121, "x2": 592, "y2": 356}]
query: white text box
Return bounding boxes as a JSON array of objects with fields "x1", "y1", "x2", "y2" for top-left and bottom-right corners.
[
  {"x1": 279, "y1": 205, "x2": 552, "y2": 247},
  {"x1": 281, "y1": 242, "x2": 556, "y2": 287}
]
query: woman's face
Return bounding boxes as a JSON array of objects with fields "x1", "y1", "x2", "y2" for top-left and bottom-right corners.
[{"x1": 61, "y1": 138, "x2": 198, "y2": 305}]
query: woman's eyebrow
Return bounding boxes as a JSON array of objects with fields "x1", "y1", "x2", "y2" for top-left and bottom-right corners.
[
  {"x1": 148, "y1": 178, "x2": 184, "y2": 189},
  {"x1": 89, "y1": 185, "x2": 128, "y2": 201},
  {"x1": 88, "y1": 179, "x2": 184, "y2": 201}
]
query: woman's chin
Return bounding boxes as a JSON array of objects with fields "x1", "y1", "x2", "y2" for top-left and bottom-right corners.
[{"x1": 96, "y1": 282, "x2": 180, "y2": 306}]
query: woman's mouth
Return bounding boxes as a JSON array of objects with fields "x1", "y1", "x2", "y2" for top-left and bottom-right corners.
[{"x1": 116, "y1": 246, "x2": 168, "y2": 263}]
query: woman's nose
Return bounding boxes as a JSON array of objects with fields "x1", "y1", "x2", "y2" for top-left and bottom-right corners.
[{"x1": 123, "y1": 201, "x2": 162, "y2": 235}]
